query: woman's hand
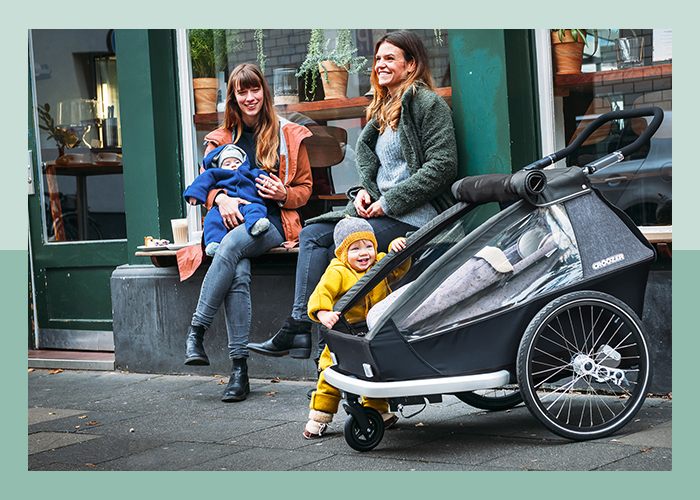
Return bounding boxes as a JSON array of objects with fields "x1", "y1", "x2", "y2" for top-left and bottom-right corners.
[
  {"x1": 354, "y1": 189, "x2": 372, "y2": 218},
  {"x1": 316, "y1": 310, "x2": 340, "y2": 329},
  {"x1": 256, "y1": 172, "x2": 287, "y2": 204},
  {"x1": 354, "y1": 189, "x2": 386, "y2": 218},
  {"x1": 365, "y1": 200, "x2": 386, "y2": 218},
  {"x1": 216, "y1": 194, "x2": 250, "y2": 229}
]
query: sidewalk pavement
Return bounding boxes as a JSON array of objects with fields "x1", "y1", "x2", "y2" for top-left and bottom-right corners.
[{"x1": 28, "y1": 368, "x2": 672, "y2": 472}]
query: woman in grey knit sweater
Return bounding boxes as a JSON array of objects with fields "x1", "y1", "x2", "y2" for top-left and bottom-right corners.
[{"x1": 248, "y1": 30, "x2": 458, "y2": 361}]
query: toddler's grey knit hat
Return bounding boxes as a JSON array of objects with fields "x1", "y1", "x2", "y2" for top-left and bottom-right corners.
[
  {"x1": 216, "y1": 144, "x2": 247, "y2": 167},
  {"x1": 334, "y1": 216, "x2": 377, "y2": 260}
]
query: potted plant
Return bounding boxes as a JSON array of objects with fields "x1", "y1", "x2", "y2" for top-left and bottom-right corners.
[
  {"x1": 296, "y1": 29, "x2": 368, "y2": 100},
  {"x1": 188, "y1": 29, "x2": 230, "y2": 114},
  {"x1": 37, "y1": 103, "x2": 79, "y2": 157},
  {"x1": 551, "y1": 29, "x2": 589, "y2": 75}
]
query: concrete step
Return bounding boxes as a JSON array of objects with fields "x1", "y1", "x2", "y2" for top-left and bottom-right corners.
[{"x1": 28, "y1": 350, "x2": 116, "y2": 371}]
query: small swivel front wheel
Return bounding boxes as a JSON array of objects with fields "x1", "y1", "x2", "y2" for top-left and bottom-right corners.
[{"x1": 343, "y1": 407, "x2": 384, "y2": 452}]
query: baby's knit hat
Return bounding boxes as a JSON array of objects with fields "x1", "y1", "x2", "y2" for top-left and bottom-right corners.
[
  {"x1": 334, "y1": 216, "x2": 377, "y2": 262},
  {"x1": 216, "y1": 144, "x2": 247, "y2": 168}
]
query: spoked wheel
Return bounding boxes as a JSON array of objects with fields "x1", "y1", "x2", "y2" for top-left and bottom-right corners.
[
  {"x1": 517, "y1": 291, "x2": 651, "y2": 441},
  {"x1": 343, "y1": 407, "x2": 384, "y2": 452},
  {"x1": 455, "y1": 386, "x2": 522, "y2": 411}
]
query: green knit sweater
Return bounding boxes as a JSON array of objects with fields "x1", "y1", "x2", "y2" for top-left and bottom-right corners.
[{"x1": 306, "y1": 83, "x2": 458, "y2": 226}]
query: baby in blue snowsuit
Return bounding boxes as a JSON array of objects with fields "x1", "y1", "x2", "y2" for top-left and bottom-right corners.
[{"x1": 184, "y1": 143, "x2": 269, "y2": 256}]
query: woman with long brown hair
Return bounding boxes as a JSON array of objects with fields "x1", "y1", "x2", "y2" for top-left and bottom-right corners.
[
  {"x1": 249, "y1": 31, "x2": 458, "y2": 429},
  {"x1": 181, "y1": 63, "x2": 313, "y2": 403}
]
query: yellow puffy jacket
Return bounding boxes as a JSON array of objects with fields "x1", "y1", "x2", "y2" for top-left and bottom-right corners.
[{"x1": 308, "y1": 252, "x2": 410, "y2": 325}]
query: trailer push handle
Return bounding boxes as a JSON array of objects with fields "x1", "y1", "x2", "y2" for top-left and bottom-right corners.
[{"x1": 524, "y1": 106, "x2": 665, "y2": 173}]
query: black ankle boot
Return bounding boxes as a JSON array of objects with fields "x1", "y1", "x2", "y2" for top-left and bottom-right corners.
[
  {"x1": 247, "y1": 316, "x2": 312, "y2": 359},
  {"x1": 221, "y1": 358, "x2": 250, "y2": 403},
  {"x1": 184, "y1": 325, "x2": 210, "y2": 366}
]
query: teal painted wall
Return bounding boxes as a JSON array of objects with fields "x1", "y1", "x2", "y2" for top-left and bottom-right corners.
[
  {"x1": 449, "y1": 29, "x2": 511, "y2": 177},
  {"x1": 449, "y1": 29, "x2": 540, "y2": 178},
  {"x1": 503, "y1": 30, "x2": 541, "y2": 171},
  {"x1": 115, "y1": 29, "x2": 184, "y2": 265}
]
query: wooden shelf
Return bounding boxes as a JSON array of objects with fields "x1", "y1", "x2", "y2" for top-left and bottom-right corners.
[
  {"x1": 639, "y1": 225, "x2": 672, "y2": 244},
  {"x1": 554, "y1": 63, "x2": 672, "y2": 91},
  {"x1": 193, "y1": 87, "x2": 453, "y2": 127}
]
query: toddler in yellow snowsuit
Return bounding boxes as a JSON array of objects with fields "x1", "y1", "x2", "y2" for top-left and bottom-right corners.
[{"x1": 304, "y1": 216, "x2": 409, "y2": 439}]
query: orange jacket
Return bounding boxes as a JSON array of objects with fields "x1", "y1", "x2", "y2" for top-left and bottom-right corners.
[{"x1": 176, "y1": 118, "x2": 313, "y2": 281}]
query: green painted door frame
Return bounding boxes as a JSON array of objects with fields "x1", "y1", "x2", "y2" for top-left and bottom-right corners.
[
  {"x1": 28, "y1": 29, "x2": 185, "y2": 347},
  {"x1": 115, "y1": 29, "x2": 185, "y2": 265},
  {"x1": 448, "y1": 29, "x2": 540, "y2": 178},
  {"x1": 28, "y1": 63, "x2": 128, "y2": 336}
]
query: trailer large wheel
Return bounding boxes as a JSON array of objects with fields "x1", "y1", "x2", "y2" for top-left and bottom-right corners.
[
  {"x1": 455, "y1": 386, "x2": 522, "y2": 411},
  {"x1": 516, "y1": 290, "x2": 651, "y2": 440},
  {"x1": 344, "y1": 407, "x2": 384, "y2": 452}
]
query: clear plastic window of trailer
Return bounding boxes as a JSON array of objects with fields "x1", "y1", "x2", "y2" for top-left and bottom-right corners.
[{"x1": 366, "y1": 203, "x2": 584, "y2": 340}]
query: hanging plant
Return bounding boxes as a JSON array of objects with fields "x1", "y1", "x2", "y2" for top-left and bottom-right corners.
[
  {"x1": 296, "y1": 29, "x2": 325, "y2": 99},
  {"x1": 254, "y1": 29, "x2": 267, "y2": 73},
  {"x1": 296, "y1": 29, "x2": 367, "y2": 100}
]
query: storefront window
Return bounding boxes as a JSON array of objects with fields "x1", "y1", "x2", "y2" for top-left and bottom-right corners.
[
  {"x1": 182, "y1": 29, "x2": 451, "y2": 220},
  {"x1": 30, "y1": 29, "x2": 126, "y2": 242},
  {"x1": 552, "y1": 29, "x2": 671, "y2": 227}
]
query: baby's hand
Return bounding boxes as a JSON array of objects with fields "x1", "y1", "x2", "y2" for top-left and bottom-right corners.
[
  {"x1": 316, "y1": 310, "x2": 341, "y2": 329},
  {"x1": 390, "y1": 237, "x2": 407, "y2": 253}
]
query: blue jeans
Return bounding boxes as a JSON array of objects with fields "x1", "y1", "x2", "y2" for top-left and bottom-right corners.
[
  {"x1": 192, "y1": 223, "x2": 284, "y2": 359},
  {"x1": 291, "y1": 216, "x2": 417, "y2": 323}
]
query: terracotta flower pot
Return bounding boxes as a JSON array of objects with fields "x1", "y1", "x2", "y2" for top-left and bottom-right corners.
[
  {"x1": 192, "y1": 77, "x2": 219, "y2": 114},
  {"x1": 319, "y1": 61, "x2": 349, "y2": 100},
  {"x1": 551, "y1": 30, "x2": 586, "y2": 75}
]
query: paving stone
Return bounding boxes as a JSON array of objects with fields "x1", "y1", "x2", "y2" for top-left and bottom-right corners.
[
  {"x1": 482, "y1": 441, "x2": 644, "y2": 471},
  {"x1": 28, "y1": 407, "x2": 86, "y2": 425},
  {"x1": 28, "y1": 431, "x2": 101, "y2": 455},
  {"x1": 28, "y1": 433, "x2": 165, "y2": 470},
  {"x1": 292, "y1": 454, "x2": 472, "y2": 471},
  {"x1": 182, "y1": 446, "x2": 332, "y2": 471},
  {"x1": 87, "y1": 441, "x2": 241, "y2": 471},
  {"x1": 596, "y1": 448, "x2": 672, "y2": 471}
]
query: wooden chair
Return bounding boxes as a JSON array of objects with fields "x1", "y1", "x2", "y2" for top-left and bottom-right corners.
[{"x1": 301, "y1": 125, "x2": 351, "y2": 218}]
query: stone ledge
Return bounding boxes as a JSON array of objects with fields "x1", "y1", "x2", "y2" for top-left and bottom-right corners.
[{"x1": 110, "y1": 264, "x2": 318, "y2": 380}]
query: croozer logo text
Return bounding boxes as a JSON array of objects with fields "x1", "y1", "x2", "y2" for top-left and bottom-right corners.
[{"x1": 592, "y1": 253, "x2": 625, "y2": 270}]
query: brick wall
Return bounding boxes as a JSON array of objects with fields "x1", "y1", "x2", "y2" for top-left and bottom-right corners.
[{"x1": 219, "y1": 29, "x2": 451, "y2": 98}]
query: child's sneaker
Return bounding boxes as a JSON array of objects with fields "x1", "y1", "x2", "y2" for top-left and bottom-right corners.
[
  {"x1": 303, "y1": 409, "x2": 333, "y2": 439},
  {"x1": 205, "y1": 242, "x2": 220, "y2": 256},
  {"x1": 381, "y1": 412, "x2": 399, "y2": 429},
  {"x1": 250, "y1": 218, "x2": 270, "y2": 236}
]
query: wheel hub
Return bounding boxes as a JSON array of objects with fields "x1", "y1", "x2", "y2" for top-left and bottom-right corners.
[{"x1": 571, "y1": 351, "x2": 628, "y2": 387}]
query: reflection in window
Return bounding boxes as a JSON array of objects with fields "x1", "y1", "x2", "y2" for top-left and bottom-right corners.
[
  {"x1": 31, "y1": 29, "x2": 126, "y2": 242},
  {"x1": 558, "y1": 29, "x2": 671, "y2": 226}
]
